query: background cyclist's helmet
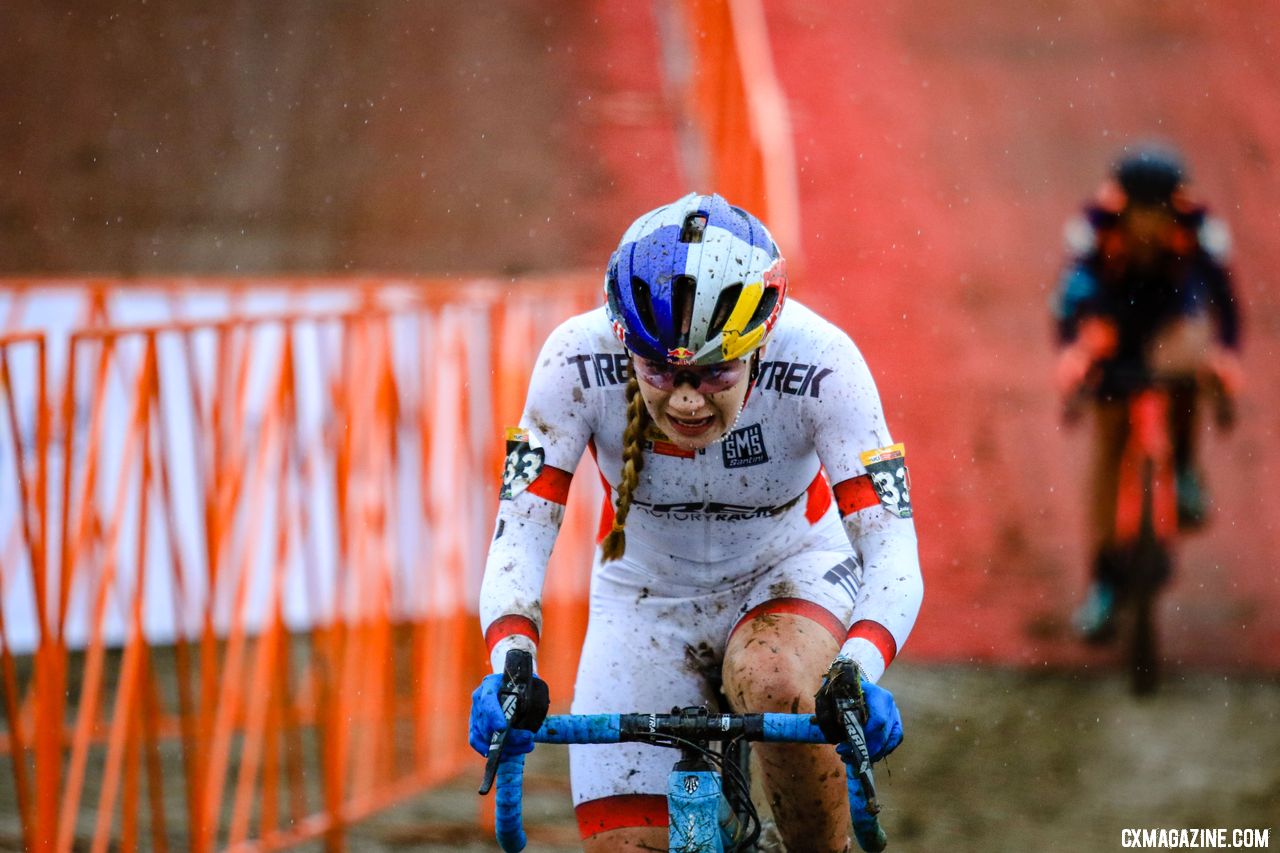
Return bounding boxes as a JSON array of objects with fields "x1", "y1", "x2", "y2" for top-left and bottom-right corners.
[
  {"x1": 1114, "y1": 144, "x2": 1186, "y2": 206},
  {"x1": 604, "y1": 192, "x2": 787, "y2": 366}
]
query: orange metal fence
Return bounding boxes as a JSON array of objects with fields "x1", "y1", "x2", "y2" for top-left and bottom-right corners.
[
  {"x1": 0, "y1": 2, "x2": 796, "y2": 849},
  {"x1": 0, "y1": 277, "x2": 599, "y2": 851}
]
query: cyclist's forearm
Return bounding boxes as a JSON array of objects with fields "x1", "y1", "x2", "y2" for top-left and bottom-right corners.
[
  {"x1": 840, "y1": 511, "x2": 923, "y2": 683},
  {"x1": 479, "y1": 496, "x2": 564, "y2": 673}
]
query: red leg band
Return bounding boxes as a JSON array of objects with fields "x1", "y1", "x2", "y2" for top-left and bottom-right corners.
[
  {"x1": 729, "y1": 597, "x2": 845, "y2": 646},
  {"x1": 575, "y1": 794, "x2": 668, "y2": 839}
]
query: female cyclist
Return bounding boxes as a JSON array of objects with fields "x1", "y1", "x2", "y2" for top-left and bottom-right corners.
[{"x1": 469, "y1": 193, "x2": 924, "y2": 852}]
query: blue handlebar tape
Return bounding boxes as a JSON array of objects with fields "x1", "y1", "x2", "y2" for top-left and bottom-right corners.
[
  {"x1": 761, "y1": 714, "x2": 827, "y2": 743},
  {"x1": 534, "y1": 714, "x2": 622, "y2": 744},
  {"x1": 533, "y1": 713, "x2": 824, "y2": 744},
  {"x1": 494, "y1": 753, "x2": 527, "y2": 852},
  {"x1": 846, "y1": 760, "x2": 888, "y2": 853}
]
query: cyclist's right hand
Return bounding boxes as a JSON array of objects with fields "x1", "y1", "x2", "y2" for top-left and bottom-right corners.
[
  {"x1": 1055, "y1": 318, "x2": 1117, "y2": 416},
  {"x1": 470, "y1": 674, "x2": 516, "y2": 757},
  {"x1": 468, "y1": 669, "x2": 550, "y2": 758},
  {"x1": 1055, "y1": 345, "x2": 1093, "y2": 401}
]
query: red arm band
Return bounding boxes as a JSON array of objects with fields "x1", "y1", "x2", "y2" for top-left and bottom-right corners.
[
  {"x1": 832, "y1": 474, "x2": 879, "y2": 517},
  {"x1": 526, "y1": 465, "x2": 573, "y2": 505},
  {"x1": 845, "y1": 619, "x2": 898, "y2": 668},
  {"x1": 484, "y1": 614, "x2": 540, "y2": 654}
]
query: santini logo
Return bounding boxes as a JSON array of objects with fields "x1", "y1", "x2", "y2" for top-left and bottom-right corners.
[{"x1": 722, "y1": 424, "x2": 768, "y2": 468}]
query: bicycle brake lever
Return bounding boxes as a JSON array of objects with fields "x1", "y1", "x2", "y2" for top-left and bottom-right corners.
[
  {"x1": 478, "y1": 728, "x2": 509, "y2": 795},
  {"x1": 835, "y1": 697, "x2": 881, "y2": 816},
  {"x1": 478, "y1": 652, "x2": 531, "y2": 795}
]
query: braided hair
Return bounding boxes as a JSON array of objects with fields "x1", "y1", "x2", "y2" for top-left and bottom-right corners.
[{"x1": 600, "y1": 373, "x2": 650, "y2": 561}]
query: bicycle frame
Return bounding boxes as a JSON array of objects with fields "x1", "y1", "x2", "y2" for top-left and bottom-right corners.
[
  {"x1": 667, "y1": 748, "x2": 737, "y2": 851},
  {"x1": 491, "y1": 711, "x2": 886, "y2": 853},
  {"x1": 1114, "y1": 387, "x2": 1177, "y2": 546}
]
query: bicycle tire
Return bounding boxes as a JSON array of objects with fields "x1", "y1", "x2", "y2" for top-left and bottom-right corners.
[
  {"x1": 1127, "y1": 458, "x2": 1167, "y2": 696},
  {"x1": 1129, "y1": 574, "x2": 1158, "y2": 695}
]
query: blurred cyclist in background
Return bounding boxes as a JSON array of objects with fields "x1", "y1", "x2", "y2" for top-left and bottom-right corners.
[
  {"x1": 1053, "y1": 143, "x2": 1242, "y2": 640},
  {"x1": 470, "y1": 193, "x2": 923, "y2": 851}
]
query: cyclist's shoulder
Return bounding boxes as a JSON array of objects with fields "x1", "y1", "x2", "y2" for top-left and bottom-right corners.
[
  {"x1": 769, "y1": 300, "x2": 848, "y2": 352},
  {"x1": 1064, "y1": 195, "x2": 1232, "y2": 266},
  {"x1": 768, "y1": 300, "x2": 866, "y2": 365},
  {"x1": 1059, "y1": 197, "x2": 1125, "y2": 259},
  {"x1": 544, "y1": 305, "x2": 614, "y2": 344},
  {"x1": 1191, "y1": 211, "x2": 1232, "y2": 266},
  {"x1": 757, "y1": 301, "x2": 876, "y2": 404},
  {"x1": 536, "y1": 307, "x2": 624, "y2": 365},
  {"x1": 529, "y1": 307, "x2": 631, "y2": 403},
  {"x1": 1063, "y1": 212, "x2": 1102, "y2": 259}
]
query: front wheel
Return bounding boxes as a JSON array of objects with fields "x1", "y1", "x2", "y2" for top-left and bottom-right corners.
[
  {"x1": 1130, "y1": 582, "x2": 1158, "y2": 695},
  {"x1": 1127, "y1": 539, "x2": 1170, "y2": 696}
]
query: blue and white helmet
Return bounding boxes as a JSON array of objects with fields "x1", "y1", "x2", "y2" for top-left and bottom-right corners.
[{"x1": 604, "y1": 193, "x2": 788, "y2": 365}]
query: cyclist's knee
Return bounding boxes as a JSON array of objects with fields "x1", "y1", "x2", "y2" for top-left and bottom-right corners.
[{"x1": 722, "y1": 612, "x2": 838, "y2": 713}]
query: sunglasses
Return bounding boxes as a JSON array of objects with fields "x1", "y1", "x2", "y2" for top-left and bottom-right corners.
[{"x1": 632, "y1": 356, "x2": 749, "y2": 393}]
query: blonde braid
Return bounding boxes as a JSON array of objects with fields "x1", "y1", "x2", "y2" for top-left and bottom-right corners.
[{"x1": 601, "y1": 373, "x2": 649, "y2": 561}]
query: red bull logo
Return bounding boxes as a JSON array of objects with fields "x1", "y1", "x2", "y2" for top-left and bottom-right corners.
[{"x1": 667, "y1": 346, "x2": 695, "y2": 363}]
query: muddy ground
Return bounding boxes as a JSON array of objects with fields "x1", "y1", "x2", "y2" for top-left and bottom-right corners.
[
  {"x1": 0, "y1": 659, "x2": 1272, "y2": 852},
  {"x1": 346, "y1": 662, "x2": 1279, "y2": 852}
]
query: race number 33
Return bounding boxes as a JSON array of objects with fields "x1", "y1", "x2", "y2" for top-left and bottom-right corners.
[
  {"x1": 500, "y1": 427, "x2": 545, "y2": 500},
  {"x1": 859, "y1": 443, "x2": 912, "y2": 518}
]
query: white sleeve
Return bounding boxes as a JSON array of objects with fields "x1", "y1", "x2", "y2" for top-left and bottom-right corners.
[
  {"x1": 806, "y1": 332, "x2": 924, "y2": 683},
  {"x1": 478, "y1": 318, "x2": 596, "y2": 673},
  {"x1": 837, "y1": 508, "x2": 923, "y2": 683},
  {"x1": 479, "y1": 502, "x2": 560, "y2": 673}
]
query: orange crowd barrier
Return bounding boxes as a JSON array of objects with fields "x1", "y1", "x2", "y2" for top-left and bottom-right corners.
[
  {"x1": 682, "y1": 0, "x2": 802, "y2": 261},
  {"x1": 0, "y1": 277, "x2": 598, "y2": 852},
  {"x1": 0, "y1": 3, "x2": 795, "y2": 849}
]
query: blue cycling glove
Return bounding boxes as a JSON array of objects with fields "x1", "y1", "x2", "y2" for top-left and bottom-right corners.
[
  {"x1": 468, "y1": 669, "x2": 548, "y2": 759},
  {"x1": 814, "y1": 658, "x2": 903, "y2": 762},
  {"x1": 846, "y1": 678, "x2": 902, "y2": 762}
]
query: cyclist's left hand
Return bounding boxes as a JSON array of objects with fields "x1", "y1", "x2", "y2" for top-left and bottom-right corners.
[
  {"x1": 1206, "y1": 348, "x2": 1243, "y2": 430},
  {"x1": 815, "y1": 657, "x2": 903, "y2": 762},
  {"x1": 1207, "y1": 347, "x2": 1244, "y2": 399},
  {"x1": 856, "y1": 678, "x2": 903, "y2": 762}
]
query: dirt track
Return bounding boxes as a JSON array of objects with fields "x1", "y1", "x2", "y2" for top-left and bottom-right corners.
[{"x1": 347, "y1": 663, "x2": 1279, "y2": 852}]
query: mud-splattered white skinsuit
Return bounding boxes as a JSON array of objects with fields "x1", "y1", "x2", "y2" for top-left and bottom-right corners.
[{"x1": 479, "y1": 299, "x2": 923, "y2": 817}]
